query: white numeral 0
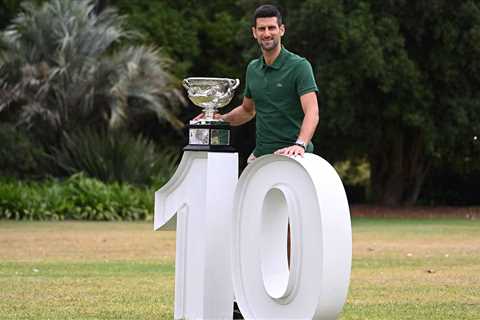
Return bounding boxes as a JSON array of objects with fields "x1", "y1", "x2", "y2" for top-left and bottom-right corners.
[{"x1": 232, "y1": 154, "x2": 351, "y2": 319}]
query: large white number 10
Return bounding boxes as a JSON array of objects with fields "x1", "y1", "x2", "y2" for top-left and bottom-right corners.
[{"x1": 154, "y1": 151, "x2": 351, "y2": 319}]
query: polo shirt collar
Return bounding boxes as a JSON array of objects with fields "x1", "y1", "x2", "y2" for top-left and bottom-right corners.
[{"x1": 260, "y1": 46, "x2": 288, "y2": 70}]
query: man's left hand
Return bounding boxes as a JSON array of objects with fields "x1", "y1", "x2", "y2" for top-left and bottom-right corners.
[{"x1": 274, "y1": 145, "x2": 305, "y2": 157}]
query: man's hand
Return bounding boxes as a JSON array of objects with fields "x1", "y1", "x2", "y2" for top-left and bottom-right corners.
[{"x1": 274, "y1": 145, "x2": 305, "y2": 157}]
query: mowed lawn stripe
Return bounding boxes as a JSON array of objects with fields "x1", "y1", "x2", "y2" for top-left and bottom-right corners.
[
  {"x1": 0, "y1": 261, "x2": 175, "y2": 319},
  {"x1": 0, "y1": 219, "x2": 479, "y2": 319}
]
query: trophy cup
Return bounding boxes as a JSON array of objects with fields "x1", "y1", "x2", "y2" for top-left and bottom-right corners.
[{"x1": 183, "y1": 77, "x2": 239, "y2": 152}]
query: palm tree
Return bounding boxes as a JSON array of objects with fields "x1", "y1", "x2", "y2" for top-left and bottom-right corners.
[{"x1": 0, "y1": 0, "x2": 185, "y2": 147}]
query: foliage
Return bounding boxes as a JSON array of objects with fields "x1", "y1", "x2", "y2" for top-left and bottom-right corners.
[
  {"x1": 42, "y1": 129, "x2": 180, "y2": 186},
  {"x1": 0, "y1": 1, "x2": 17, "y2": 30},
  {"x1": 112, "y1": 0, "x2": 247, "y2": 79},
  {"x1": 0, "y1": 174, "x2": 154, "y2": 220},
  {"x1": 334, "y1": 159, "x2": 370, "y2": 187},
  {"x1": 334, "y1": 159, "x2": 371, "y2": 203},
  {"x1": 0, "y1": 123, "x2": 40, "y2": 177},
  {"x1": 419, "y1": 138, "x2": 480, "y2": 205},
  {"x1": 419, "y1": 166, "x2": 480, "y2": 206},
  {"x1": 286, "y1": 0, "x2": 480, "y2": 205},
  {"x1": 1, "y1": 0, "x2": 480, "y2": 205},
  {"x1": 111, "y1": 0, "x2": 199, "y2": 77},
  {"x1": 0, "y1": 0, "x2": 43, "y2": 30},
  {"x1": 0, "y1": 0, "x2": 185, "y2": 149}
]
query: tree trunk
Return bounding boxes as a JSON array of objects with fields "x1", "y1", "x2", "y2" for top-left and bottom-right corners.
[{"x1": 369, "y1": 126, "x2": 429, "y2": 206}]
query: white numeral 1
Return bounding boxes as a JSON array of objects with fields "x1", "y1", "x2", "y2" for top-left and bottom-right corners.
[{"x1": 154, "y1": 151, "x2": 238, "y2": 319}]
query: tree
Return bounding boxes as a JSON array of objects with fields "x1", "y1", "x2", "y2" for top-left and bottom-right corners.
[
  {"x1": 0, "y1": 0, "x2": 185, "y2": 148},
  {"x1": 0, "y1": 0, "x2": 29, "y2": 30},
  {"x1": 286, "y1": 0, "x2": 480, "y2": 205},
  {"x1": 111, "y1": 0, "x2": 246, "y2": 80}
]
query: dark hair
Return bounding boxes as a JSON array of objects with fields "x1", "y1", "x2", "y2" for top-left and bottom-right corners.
[{"x1": 253, "y1": 4, "x2": 283, "y2": 26}]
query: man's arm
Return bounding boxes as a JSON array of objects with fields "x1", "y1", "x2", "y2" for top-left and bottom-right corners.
[
  {"x1": 274, "y1": 91, "x2": 319, "y2": 156},
  {"x1": 297, "y1": 91, "x2": 319, "y2": 145},
  {"x1": 221, "y1": 96, "x2": 256, "y2": 126},
  {"x1": 193, "y1": 96, "x2": 256, "y2": 125}
]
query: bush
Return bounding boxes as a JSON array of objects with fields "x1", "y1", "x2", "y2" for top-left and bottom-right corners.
[
  {"x1": 0, "y1": 174, "x2": 154, "y2": 221},
  {"x1": 418, "y1": 164, "x2": 480, "y2": 206},
  {"x1": 0, "y1": 124, "x2": 40, "y2": 178},
  {"x1": 42, "y1": 129, "x2": 179, "y2": 186}
]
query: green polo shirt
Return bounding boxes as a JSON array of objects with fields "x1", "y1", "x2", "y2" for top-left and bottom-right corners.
[{"x1": 244, "y1": 47, "x2": 318, "y2": 157}]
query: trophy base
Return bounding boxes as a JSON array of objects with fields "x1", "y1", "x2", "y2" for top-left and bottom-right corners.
[
  {"x1": 185, "y1": 122, "x2": 236, "y2": 153},
  {"x1": 190, "y1": 118, "x2": 224, "y2": 125},
  {"x1": 183, "y1": 144, "x2": 236, "y2": 152}
]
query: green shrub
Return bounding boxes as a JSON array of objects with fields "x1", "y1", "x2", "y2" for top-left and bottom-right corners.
[
  {"x1": 0, "y1": 180, "x2": 62, "y2": 220},
  {"x1": 43, "y1": 129, "x2": 179, "y2": 186},
  {"x1": 0, "y1": 124, "x2": 40, "y2": 178},
  {"x1": 63, "y1": 173, "x2": 152, "y2": 221},
  {"x1": 0, "y1": 174, "x2": 154, "y2": 221}
]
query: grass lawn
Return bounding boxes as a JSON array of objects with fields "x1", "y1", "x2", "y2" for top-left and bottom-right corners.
[{"x1": 0, "y1": 218, "x2": 479, "y2": 319}]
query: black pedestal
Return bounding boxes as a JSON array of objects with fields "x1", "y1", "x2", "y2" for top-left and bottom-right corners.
[{"x1": 184, "y1": 122, "x2": 236, "y2": 152}]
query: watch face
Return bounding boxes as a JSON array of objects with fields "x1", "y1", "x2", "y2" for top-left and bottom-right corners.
[{"x1": 295, "y1": 139, "x2": 306, "y2": 149}]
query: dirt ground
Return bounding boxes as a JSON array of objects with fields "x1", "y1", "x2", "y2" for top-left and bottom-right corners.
[
  {"x1": 0, "y1": 222, "x2": 176, "y2": 262},
  {"x1": 0, "y1": 206, "x2": 478, "y2": 262},
  {"x1": 351, "y1": 205, "x2": 480, "y2": 219}
]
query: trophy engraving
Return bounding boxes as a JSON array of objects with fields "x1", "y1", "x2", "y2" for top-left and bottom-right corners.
[{"x1": 183, "y1": 77, "x2": 239, "y2": 152}]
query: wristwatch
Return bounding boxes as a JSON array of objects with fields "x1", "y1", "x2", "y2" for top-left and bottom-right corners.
[{"x1": 294, "y1": 139, "x2": 306, "y2": 150}]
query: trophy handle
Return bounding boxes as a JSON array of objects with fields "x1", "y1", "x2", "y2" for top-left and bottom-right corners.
[
  {"x1": 229, "y1": 79, "x2": 240, "y2": 90},
  {"x1": 182, "y1": 79, "x2": 191, "y2": 91},
  {"x1": 216, "y1": 79, "x2": 240, "y2": 102}
]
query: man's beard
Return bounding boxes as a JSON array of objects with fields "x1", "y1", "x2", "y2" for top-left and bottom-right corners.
[{"x1": 259, "y1": 38, "x2": 279, "y2": 51}]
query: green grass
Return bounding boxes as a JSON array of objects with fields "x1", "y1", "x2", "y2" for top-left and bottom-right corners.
[
  {"x1": 0, "y1": 262, "x2": 174, "y2": 319},
  {"x1": 0, "y1": 218, "x2": 479, "y2": 319},
  {"x1": 342, "y1": 218, "x2": 480, "y2": 320}
]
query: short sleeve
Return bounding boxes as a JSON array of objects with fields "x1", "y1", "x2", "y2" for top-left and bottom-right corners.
[
  {"x1": 243, "y1": 63, "x2": 253, "y2": 98},
  {"x1": 295, "y1": 59, "x2": 318, "y2": 96}
]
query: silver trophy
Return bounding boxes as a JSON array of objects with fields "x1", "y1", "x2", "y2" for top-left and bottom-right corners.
[{"x1": 183, "y1": 77, "x2": 239, "y2": 152}]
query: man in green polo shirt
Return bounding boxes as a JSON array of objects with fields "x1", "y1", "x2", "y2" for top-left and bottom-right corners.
[
  {"x1": 219, "y1": 4, "x2": 319, "y2": 162},
  {"x1": 217, "y1": 5, "x2": 319, "y2": 318}
]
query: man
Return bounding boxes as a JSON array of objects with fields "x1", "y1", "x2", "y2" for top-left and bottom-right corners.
[
  {"x1": 215, "y1": 4, "x2": 319, "y2": 162},
  {"x1": 211, "y1": 5, "x2": 319, "y2": 318}
]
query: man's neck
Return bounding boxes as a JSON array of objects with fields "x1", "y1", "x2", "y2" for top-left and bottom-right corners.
[{"x1": 262, "y1": 45, "x2": 282, "y2": 65}]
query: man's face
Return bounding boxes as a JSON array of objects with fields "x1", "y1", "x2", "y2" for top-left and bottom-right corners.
[{"x1": 252, "y1": 17, "x2": 285, "y2": 52}]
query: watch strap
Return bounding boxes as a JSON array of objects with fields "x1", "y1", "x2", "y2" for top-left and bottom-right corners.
[{"x1": 294, "y1": 139, "x2": 306, "y2": 150}]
